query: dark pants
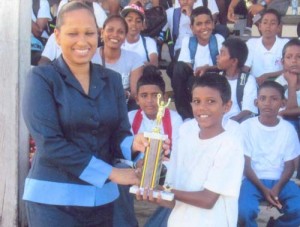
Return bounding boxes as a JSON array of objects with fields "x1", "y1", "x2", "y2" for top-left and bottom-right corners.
[
  {"x1": 145, "y1": 207, "x2": 172, "y2": 227},
  {"x1": 25, "y1": 201, "x2": 113, "y2": 227},
  {"x1": 171, "y1": 61, "x2": 195, "y2": 120}
]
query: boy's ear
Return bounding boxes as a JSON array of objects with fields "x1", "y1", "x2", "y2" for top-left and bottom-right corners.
[
  {"x1": 223, "y1": 100, "x2": 232, "y2": 114},
  {"x1": 254, "y1": 98, "x2": 258, "y2": 107},
  {"x1": 54, "y1": 28, "x2": 61, "y2": 46},
  {"x1": 281, "y1": 98, "x2": 287, "y2": 109}
]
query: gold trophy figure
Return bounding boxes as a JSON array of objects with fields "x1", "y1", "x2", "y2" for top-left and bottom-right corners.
[{"x1": 130, "y1": 94, "x2": 174, "y2": 201}]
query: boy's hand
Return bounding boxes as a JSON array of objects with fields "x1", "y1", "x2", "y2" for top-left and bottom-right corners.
[
  {"x1": 256, "y1": 74, "x2": 268, "y2": 86},
  {"x1": 194, "y1": 65, "x2": 209, "y2": 77},
  {"x1": 181, "y1": 6, "x2": 192, "y2": 17},
  {"x1": 248, "y1": 4, "x2": 264, "y2": 16},
  {"x1": 262, "y1": 188, "x2": 282, "y2": 209},
  {"x1": 284, "y1": 70, "x2": 298, "y2": 88}
]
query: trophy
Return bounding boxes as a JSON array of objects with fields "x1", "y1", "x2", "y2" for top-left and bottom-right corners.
[{"x1": 130, "y1": 94, "x2": 174, "y2": 201}]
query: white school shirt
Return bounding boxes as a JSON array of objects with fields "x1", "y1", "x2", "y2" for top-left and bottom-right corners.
[
  {"x1": 276, "y1": 75, "x2": 300, "y2": 106},
  {"x1": 241, "y1": 117, "x2": 300, "y2": 180},
  {"x1": 178, "y1": 34, "x2": 224, "y2": 70},
  {"x1": 32, "y1": 0, "x2": 52, "y2": 39},
  {"x1": 57, "y1": 0, "x2": 107, "y2": 28},
  {"x1": 122, "y1": 36, "x2": 158, "y2": 64},
  {"x1": 92, "y1": 49, "x2": 143, "y2": 90},
  {"x1": 163, "y1": 7, "x2": 193, "y2": 52},
  {"x1": 41, "y1": 33, "x2": 61, "y2": 61},
  {"x1": 245, "y1": 36, "x2": 289, "y2": 78},
  {"x1": 167, "y1": 121, "x2": 244, "y2": 227},
  {"x1": 174, "y1": 0, "x2": 219, "y2": 14},
  {"x1": 224, "y1": 75, "x2": 258, "y2": 122}
]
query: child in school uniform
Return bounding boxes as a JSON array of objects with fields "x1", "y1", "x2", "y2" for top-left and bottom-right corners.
[
  {"x1": 121, "y1": 2, "x2": 159, "y2": 67},
  {"x1": 114, "y1": 65, "x2": 183, "y2": 227},
  {"x1": 244, "y1": 9, "x2": 289, "y2": 86},
  {"x1": 238, "y1": 81, "x2": 300, "y2": 226},
  {"x1": 171, "y1": 7, "x2": 224, "y2": 120},
  {"x1": 139, "y1": 73, "x2": 245, "y2": 227},
  {"x1": 217, "y1": 37, "x2": 257, "y2": 123}
]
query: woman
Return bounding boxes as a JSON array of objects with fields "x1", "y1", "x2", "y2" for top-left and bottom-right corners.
[
  {"x1": 23, "y1": 2, "x2": 166, "y2": 226},
  {"x1": 92, "y1": 15, "x2": 144, "y2": 110}
]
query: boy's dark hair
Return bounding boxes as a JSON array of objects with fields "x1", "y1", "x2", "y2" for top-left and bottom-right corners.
[
  {"x1": 282, "y1": 38, "x2": 300, "y2": 58},
  {"x1": 136, "y1": 65, "x2": 166, "y2": 93},
  {"x1": 103, "y1": 15, "x2": 128, "y2": 34},
  {"x1": 56, "y1": 1, "x2": 97, "y2": 29},
  {"x1": 192, "y1": 73, "x2": 231, "y2": 103},
  {"x1": 258, "y1": 81, "x2": 285, "y2": 99},
  {"x1": 260, "y1": 8, "x2": 281, "y2": 25},
  {"x1": 190, "y1": 6, "x2": 213, "y2": 25},
  {"x1": 222, "y1": 38, "x2": 248, "y2": 69}
]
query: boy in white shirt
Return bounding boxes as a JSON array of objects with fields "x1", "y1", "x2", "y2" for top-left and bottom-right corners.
[
  {"x1": 217, "y1": 37, "x2": 257, "y2": 123},
  {"x1": 138, "y1": 73, "x2": 245, "y2": 227},
  {"x1": 121, "y1": 3, "x2": 158, "y2": 66},
  {"x1": 244, "y1": 9, "x2": 289, "y2": 86},
  {"x1": 172, "y1": 7, "x2": 224, "y2": 120},
  {"x1": 238, "y1": 81, "x2": 300, "y2": 226},
  {"x1": 114, "y1": 65, "x2": 182, "y2": 227}
]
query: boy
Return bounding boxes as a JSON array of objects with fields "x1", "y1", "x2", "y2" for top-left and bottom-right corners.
[
  {"x1": 114, "y1": 65, "x2": 183, "y2": 227},
  {"x1": 140, "y1": 73, "x2": 244, "y2": 226},
  {"x1": 244, "y1": 9, "x2": 289, "y2": 85},
  {"x1": 217, "y1": 38, "x2": 257, "y2": 123},
  {"x1": 171, "y1": 6, "x2": 224, "y2": 120},
  {"x1": 238, "y1": 81, "x2": 300, "y2": 226},
  {"x1": 121, "y1": 3, "x2": 159, "y2": 66}
]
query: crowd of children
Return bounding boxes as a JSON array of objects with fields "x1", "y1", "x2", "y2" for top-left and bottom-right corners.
[{"x1": 28, "y1": 0, "x2": 300, "y2": 226}]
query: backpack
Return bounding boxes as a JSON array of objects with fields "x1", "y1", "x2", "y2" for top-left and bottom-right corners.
[
  {"x1": 188, "y1": 35, "x2": 219, "y2": 68},
  {"x1": 141, "y1": 6, "x2": 167, "y2": 38}
]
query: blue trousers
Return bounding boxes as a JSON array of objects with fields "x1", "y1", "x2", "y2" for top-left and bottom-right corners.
[
  {"x1": 238, "y1": 178, "x2": 300, "y2": 227},
  {"x1": 144, "y1": 207, "x2": 172, "y2": 227},
  {"x1": 25, "y1": 201, "x2": 113, "y2": 227},
  {"x1": 113, "y1": 162, "x2": 139, "y2": 227}
]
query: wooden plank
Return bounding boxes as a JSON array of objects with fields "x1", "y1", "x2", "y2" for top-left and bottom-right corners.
[
  {"x1": 0, "y1": 0, "x2": 31, "y2": 226},
  {"x1": 282, "y1": 15, "x2": 300, "y2": 25}
]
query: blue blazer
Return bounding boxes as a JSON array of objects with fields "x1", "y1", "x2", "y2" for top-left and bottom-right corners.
[{"x1": 23, "y1": 56, "x2": 133, "y2": 206}]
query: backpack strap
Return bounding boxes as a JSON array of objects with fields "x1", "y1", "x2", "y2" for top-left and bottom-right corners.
[
  {"x1": 32, "y1": 0, "x2": 40, "y2": 18},
  {"x1": 236, "y1": 72, "x2": 250, "y2": 110},
  {"x1": 132, "y1": 109, "x2": 173, "y2": 148},
  {"x1": 172, "y1": 8, "x2": 181, "y2": 44},
  {"x1": 208, "y1": 34, "x2": 218, "y2": 66},
  {"x1": 141, "y1": 35, "x2": 150, "y2": 62},
  {"x1": 189, "y1": 35, "x2": 219, "y2": 68},
  {"x1": 188, "y1": 36, "x2": 198, "y2": 68},
  {"x1": 202, "y1": 0, "x2": 208, "y2": 8}
]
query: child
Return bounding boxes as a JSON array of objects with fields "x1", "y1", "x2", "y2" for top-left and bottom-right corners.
[
  {"x1": 276, "y1": 38, "x2": 300, "y2": 178},
  {"x1": 114, "y1": 65, "x2": 183, "y2": 227},
  {"x1": 121, "y1": 2, "x2": 159, "y2": 66},
  {"x1": 244, "y1": 9, "x2": 289, "y2": 85},
  {"x1": 171, "y1": 6, "x2": 224, "y2": 120},
  {"x1": 139, "y1": 73, "x2": 245, "y2": 226},
  {"x1": 217, "y1": 37, "x2": 257, "y2": 123},
  {"x1": 238, "y1": 81, "x2": 300, "y2": 226}
]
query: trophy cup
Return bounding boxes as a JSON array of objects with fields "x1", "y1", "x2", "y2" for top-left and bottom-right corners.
[{"x1": 130, "y1": 94, "x2": 174, "y2": 201}]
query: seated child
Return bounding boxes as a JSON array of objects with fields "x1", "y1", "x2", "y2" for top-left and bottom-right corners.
[
  {"x1": 276, "y1": 38, "x2": 300, "y2": 178},
  {"x1": 114, "y1": 65, "x2": 183, "y2": 227},
  {"x1": 139, "y1": 73, "x2": 245, "y2": 227},
  {"x1": 171, "y1": 6, "x2": 224, "y2": 120},
  {"x1": 238, "y1": 81, "x2": 300, "y2": 226},
  {"x1": 244, "y1": 9, "x2": 289, "y2": 86},
  {"x1": 121, "y1": 2, "x2": 159, "y2": 67},
  {"x1": 217, "y1": 37, "x2": 257, "y2": 123}
]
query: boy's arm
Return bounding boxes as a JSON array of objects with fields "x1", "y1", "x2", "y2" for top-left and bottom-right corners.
[
  {"x1": 171, "y1": 188, "x2": 219, "y2": 209},
  {"x1": 194, "y1": 65, "x2": 219, "y2": 77},
  {"x1": 231, "y1": 110, "x2": 253, "y2": 123},
  {"x1": 244, "y1": 156, "x2": 282, "y2": 208},
  {"x1": 271, "y1": 159, "x2": 295, "y2": 199},
  {"x1": 256, "y1": 70, "x2": 283, "y2": 86}
]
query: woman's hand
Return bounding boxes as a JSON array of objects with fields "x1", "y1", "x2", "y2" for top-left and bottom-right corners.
[{"x1": 109, "y1": 167, "x2": 141, "y2": 185}]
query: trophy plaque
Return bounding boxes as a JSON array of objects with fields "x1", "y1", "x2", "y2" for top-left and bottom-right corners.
[{"x1": 130, "y1": 94, "x2": 174, "y2": 201}]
